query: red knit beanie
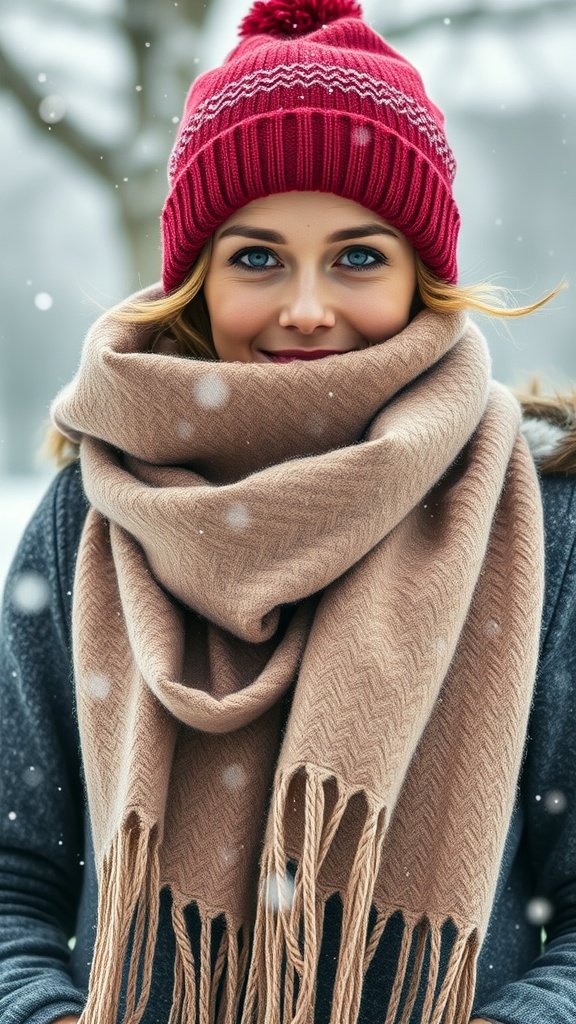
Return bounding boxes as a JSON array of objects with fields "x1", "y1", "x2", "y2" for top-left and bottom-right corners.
[{"x1": 161, "y1": 0, "x2": 460, "y2": 293}]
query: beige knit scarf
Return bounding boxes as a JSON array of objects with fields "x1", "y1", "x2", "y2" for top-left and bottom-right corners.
[{"x1": 51, "y1": 284, "x2": 545, "y2": 1024}]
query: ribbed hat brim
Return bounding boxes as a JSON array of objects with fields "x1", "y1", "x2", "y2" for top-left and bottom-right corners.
[{"x1": 161, "y1": 110, "x2": 459, "y2": 292}]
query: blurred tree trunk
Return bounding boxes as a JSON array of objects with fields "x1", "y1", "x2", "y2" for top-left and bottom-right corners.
[{"x1": 0, "y1": 0, "x2": 215, "y2": 290}]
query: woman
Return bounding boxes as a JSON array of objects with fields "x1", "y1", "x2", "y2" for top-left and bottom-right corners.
[{"x1": 1, "y1": 2, "x2": 574, "y2": 1023}]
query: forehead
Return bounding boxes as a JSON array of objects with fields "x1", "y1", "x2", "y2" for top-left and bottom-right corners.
[{"x1": 218, "y1": 192, "x2": 390, "y2": 230}]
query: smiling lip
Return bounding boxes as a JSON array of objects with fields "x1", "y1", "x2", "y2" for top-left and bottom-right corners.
[{"x1": 261, "y1": 348, "x2": 351, "y2": 361}]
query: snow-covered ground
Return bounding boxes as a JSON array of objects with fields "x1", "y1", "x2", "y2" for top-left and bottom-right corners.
[{"x1": 0, "y1": 475, "x2": 52, "y2": 593}]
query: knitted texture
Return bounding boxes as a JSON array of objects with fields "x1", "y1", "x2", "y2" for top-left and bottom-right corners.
[
  {"x1": 161, "y1": 0, "x2": 460, "y2": 293},
  {"x1": 50, "y1": 287, "x2": 544, "y2": 1024}
]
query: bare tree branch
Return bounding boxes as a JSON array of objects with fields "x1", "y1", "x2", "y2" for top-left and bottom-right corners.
[
  {"x1": 381, "y1": 0, "x2": 575, "y2": 40},
  {"x1": 0, "y1": 0, "x2": 211, "y2": 169},
  {"x1": 8, "y1": 0, "x2": 212, "y2": 31},
  {"x1": 0, "y1": 42, "x2": 115, "y2": 181},
  {"x1": 5, "y1": 0, "x2": 122, "y2": 26}
]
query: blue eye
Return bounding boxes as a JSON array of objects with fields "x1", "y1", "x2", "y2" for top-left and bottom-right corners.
[
  {"x1": 228, "y1": 246, "x2": 388, "y2": 273},
  {"x1": 231, "y1": 248, "x2": 278, "y2": 271},
  {"x1": 340, "y1": 248, "x2": 387, "y2": 270}
]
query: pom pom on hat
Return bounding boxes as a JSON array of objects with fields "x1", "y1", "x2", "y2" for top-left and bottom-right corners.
[{"x1": 239, "y1": 0, "x2": 364, "y2": 40}]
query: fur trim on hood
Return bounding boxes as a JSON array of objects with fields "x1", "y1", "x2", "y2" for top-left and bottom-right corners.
[{"x1": 514, "y1": 380, "x2": 576, "y2": 475}]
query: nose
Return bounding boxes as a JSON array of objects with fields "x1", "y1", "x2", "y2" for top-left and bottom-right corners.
[{"x1": 278, "y1": 271, "x2": 336, "y2": 334}]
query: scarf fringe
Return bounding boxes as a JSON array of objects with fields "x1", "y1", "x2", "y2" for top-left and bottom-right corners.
[
  {"x1": 238, "y1": 766, "x2": 480, "y2": 1024},
  {"x1": 79, "y1": 772, "x2": 479, "y2": 1024},
  {"x1": 78, "y1": 816, "x2": 160, "y2": 1024}
]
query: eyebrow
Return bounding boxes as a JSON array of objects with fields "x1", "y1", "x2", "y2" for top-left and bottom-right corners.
[{"x1": 215, "y1": 223, "x2": 400, "y2": 244}]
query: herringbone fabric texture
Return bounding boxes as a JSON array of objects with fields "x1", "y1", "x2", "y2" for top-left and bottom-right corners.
[{"x1": 50, "y1": 284, "x2": 545, "y2": 1024}]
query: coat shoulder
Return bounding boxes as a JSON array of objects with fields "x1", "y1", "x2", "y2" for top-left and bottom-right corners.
[
  {"x1": 511, "y1": 386, "x2": 576, "y2": 660},
  {"x1": 513, "y1": 384, "x2": 576, "y2": 476}
]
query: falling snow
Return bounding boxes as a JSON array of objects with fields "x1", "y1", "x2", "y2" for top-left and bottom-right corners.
[
  {"x1": 218, "y1": 843, "x2": 244, "y2": 868},
  {"x1": 85, "y1": 673, "x2": 111, "y2": 699},
  {"x1": 38, "y1": 94, "x2": 66, "y2": 124},
  {"x1": 544, "y1": 789, "x2": 567, "y2": 814},
  {"x1": 261, "y1": 871, "x2": 295, "y2": 913},
  {"x1": 222, "y1": 763, "x2": 248, "y2": 790},
  {"x1": 193, "y1": 372, "x2": 230, "y2": 409},
  {"x1": 483, "y1": 618, "x2": 502, "y2": 637},
  {"x1": 225, "y1": 503, "x2": 251, "y2": 530},
  {"x1": 175, "y1": 420, "x2": 194, "y2": 440},
  {"x1": 525, "y1": 897, "x2": 554, "y2": 926},
  {"x1": 305, "y1": 414, "x2": 326, "y2": 437},
  {"x1": 22, "y1": 765, "x2": 44, "y2": 788},
  {"x1": 34, "y1": 292, "x2": 53, "y2": 311},
  {"x1": 352, "y1": 126, "x2": 371, "y2": 147},
  {"x1": 10, "y1": 570, "x2": 51, "y2": 613}
]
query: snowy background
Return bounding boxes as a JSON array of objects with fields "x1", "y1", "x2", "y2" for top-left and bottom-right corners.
[{"x1": 1, "y1": 0, "x2": 575, "y2": 587}]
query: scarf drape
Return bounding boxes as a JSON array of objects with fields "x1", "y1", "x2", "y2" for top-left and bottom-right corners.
[{"x1": 50, "y1": 284, "x2": 545, "y2": 1024}]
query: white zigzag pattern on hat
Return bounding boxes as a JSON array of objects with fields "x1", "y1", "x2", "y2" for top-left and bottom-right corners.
[{"x1": 169, "y1": 62, "x2": 456, "y2": 183}]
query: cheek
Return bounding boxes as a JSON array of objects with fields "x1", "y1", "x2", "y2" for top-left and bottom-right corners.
[
  {"x1": 349, "y1": 285, "x2": 414, "y2": 339},
  {"x1": 207, "y1": 284, "x2": 265, "y2": 338}
]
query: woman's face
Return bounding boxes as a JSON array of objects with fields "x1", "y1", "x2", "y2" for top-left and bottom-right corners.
[{"x1": 202, "y1": 192, "x2": 417, "y2": 363}]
